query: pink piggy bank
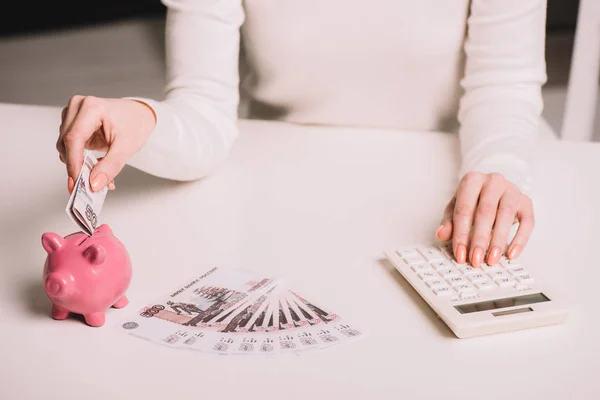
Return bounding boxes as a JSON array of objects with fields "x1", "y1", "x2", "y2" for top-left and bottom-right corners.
[{"x1": 41, "y1": 224, "x2": 132, "y2": 327}]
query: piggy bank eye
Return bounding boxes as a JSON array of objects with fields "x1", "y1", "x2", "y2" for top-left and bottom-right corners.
[{"x1": 83, "y1": 244, "x2": 107, "y2": 265}]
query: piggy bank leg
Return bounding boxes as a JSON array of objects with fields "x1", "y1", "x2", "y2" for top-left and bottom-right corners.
[
  {"x1": 112, "y1": 295, "x2": 129, "y2": 309},
  {"x1": 52, "y1": 304, "x2": 70, "y2": 320},
  {"x1": 84, "y1": 312, "x2": 106, "y2": 327}
]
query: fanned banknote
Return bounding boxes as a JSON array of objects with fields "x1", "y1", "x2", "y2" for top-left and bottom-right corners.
[{"x1": 118, "y1": 266, "x2": 363, "y2": 355}]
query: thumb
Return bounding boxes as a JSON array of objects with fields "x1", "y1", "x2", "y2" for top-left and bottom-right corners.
[
  {"x1": 436, "y1": 218, "x2": 454, "y2": 242},
  {"x1": 89, "y1": 146, "x2": 128, "y2": 192},
  {"x1": 436, "y1": 196, "x2": 455, "y2": 242}
]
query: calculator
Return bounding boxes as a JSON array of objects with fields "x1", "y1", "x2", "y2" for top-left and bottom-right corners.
[{"x1": 385, "y1": 243, "x2": 568, "y2": 338}]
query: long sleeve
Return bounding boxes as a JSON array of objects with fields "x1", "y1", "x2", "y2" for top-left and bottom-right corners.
[
  {"x1": 126, "y1": 0, "x2": 244, "y2": 181},
  {"x1": 458, "y1": 0, "x2": 548, "y2": 195}
]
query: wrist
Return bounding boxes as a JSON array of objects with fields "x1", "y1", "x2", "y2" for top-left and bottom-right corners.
[
  {"x1": 131, "y1": 99, "x2": 157, "y2": 127},
  {"x1": 460, "y1": 155, "x2": 533, "y2": 197}
]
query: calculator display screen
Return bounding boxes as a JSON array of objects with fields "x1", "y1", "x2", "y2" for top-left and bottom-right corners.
[{"x1": 454, "y1": 293, "x2": 550, "y2": 314}]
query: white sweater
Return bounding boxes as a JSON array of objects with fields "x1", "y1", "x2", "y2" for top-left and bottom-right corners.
[{"x1": 128, "y1": 0, "x2": 547, "y2": 193}]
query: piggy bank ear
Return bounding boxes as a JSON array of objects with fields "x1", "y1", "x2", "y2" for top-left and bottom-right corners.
[
  {"x1": 83, "y1": 244, "x2": 107, "y2": 265},
  {"x1": 42, "y1": 233, "x2": 64, "y2": 254},
  {"x1": 95, "y1": 224, "x2": 113, "y2": 235}
]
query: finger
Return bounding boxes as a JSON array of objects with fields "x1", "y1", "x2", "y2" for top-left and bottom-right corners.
[
  {"x1": 57, "y1": 96, "x2": 84, "y2": 160},
  {"x1": 68, "y1": 176, "x2": 75, "y2": 195},
  {"x1": 452, "y1": 172, "x2": 485, "y2": 264},
  {"x1": 437, "y1": 221, "x2": 454, "y2": 243},
  {"x1": 436, "y1": 196, "x2": 455, "y2": 242},
  {"x1": 487, "y1": 188, "x2": 520, "y2": 265},
  {"x1": 63, "y1": 136, "x2": 86, "y2": 184},
  {"x1": 89, "y1": 143, "x2": 128, "y2": 192},
  {"x1": 63, "y1": 97, "x2": 104, "y2": 182},
  {"x1": 99, "y1": 156, "x2": 117, "y2": 191},
  {"x1": 507, "y1": 195, "x2": 535, "y2": 259},
  {"x1": 469, "y1": 174, "x2": 505, "y2": 268}
]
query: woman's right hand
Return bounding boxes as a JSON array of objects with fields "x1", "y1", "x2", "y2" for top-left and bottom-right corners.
[{"x1": 57, "y1": 95, "x2": 157, "y2": 193}]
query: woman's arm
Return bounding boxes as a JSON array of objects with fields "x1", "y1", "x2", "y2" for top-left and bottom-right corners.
[
  {"x1": 56, "y1": 0, "x2": 244, "y2": 190},
  {"x1": 128, "y1": 0, "x2": 244, "y2": 181},
  {"x1": 437, "y1": 0, "x2": 547, "y2": 267},
  {"x1": 458, "y1": 0, "x2": 547, "y2": 194}
]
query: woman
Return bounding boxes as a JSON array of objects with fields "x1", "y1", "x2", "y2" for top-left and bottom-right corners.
[{"x1": 56, "y1": 0, "x2": 545, "y2": 268}]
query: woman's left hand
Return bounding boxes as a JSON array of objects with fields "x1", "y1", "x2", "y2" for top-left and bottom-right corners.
[{"x1": 436, "y1": 172, "x2": 534, "y2": 268}]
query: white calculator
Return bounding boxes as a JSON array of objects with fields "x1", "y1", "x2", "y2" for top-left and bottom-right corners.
[{"x1": 385, "y1": 243, "x2": 568, "y2": 338}]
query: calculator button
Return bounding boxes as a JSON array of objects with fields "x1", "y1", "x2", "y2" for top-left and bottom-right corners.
[
  {"x1": 500, "y1": 259, "x2": 520, "y2": 269},
  {"x1": 410, "y1": 263, "x2": 432, "y2": 273},
  {"x1": 431, "y1": 260, "x2": 453, "y2": 270},
  {"x1": 439, "y1": 268, "x2": 461, "y2": 279},
  {"x1": 447, "y1": 276, "x2": 468, "y2": 286},
  {"x1": 494, "y1": 277, "x2": 516, "y2": 287},
  {"x1": 426, "y1": 279, "x2": 447, "y2": 289},
  {"x1": 487, "y1": 270, "x2": 508, "y2": 280},
  {"x1": 433, "y1": 287, "x2": 454, "y2": 297},
  {"x1": 467, "y1": 273, "x2": 488, "y2": 283},
  {"x1": 436, "y1": 242, "x2": 452, "y2": 252},
  {"x1": 516, "y1": 274, "x2": 535, "y2": 284},
  {"x1": 475, "y1": 281, "x2": 496, "y2": 291},
  {"x1": 418, "y1": 247, "x2": 444, "y2": 262},
  {"x1": 397, "y1": 249, "x2": 419, "y2": 258},
  {"x1": 404, "y1": 254, "x2": 426, "y2": 264},
  {"x1": 515, "y1": 283, "x2": 531, "y2": 290},
  {"x1": 459, "y1": 292, "x2": 478, "y2": 300},
  {"x1": 455, "y1": 283, "x2": 476, "y2": 293},
  {"x1": 418, "y1": 271, "x2": 439, "y2": 281},
  {"x1": 439, "y1": 246, "x2": 454, "y2": 260},
  {"x1": 458, "y1": 265, "x2": 479, "y2": 276},
  {"x1": 507, "y1": 267, "x2": 528, "y2": 277},
  {"x1": 480, "y1": 264, "x2": 500, "y2": 273}
]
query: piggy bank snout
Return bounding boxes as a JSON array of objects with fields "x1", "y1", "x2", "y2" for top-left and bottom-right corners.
[{"x1": 45, "y1": 274, "x2": 73, "y2": 298}]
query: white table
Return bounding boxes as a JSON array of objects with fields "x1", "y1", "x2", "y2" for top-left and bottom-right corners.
[{"x1": 1, "y1": 103, "x2": 599, "y2": 399}]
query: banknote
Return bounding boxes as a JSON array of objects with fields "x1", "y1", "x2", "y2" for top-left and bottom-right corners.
[
  {"x1": 134, "y1": 266, "x2": 277, "y2": 331},
  {"x1": 65, "y1": 150, "x2": 108, "y2": 235},
  {"x1": 260, "y1": 296, "x2": 278, "y2": 332},
  {"x1": 290, "y1": 290, "x2": 339, "y2": 323},
  {"x1": 118, "y1": 266, "x2": 363, "y2": 355}
]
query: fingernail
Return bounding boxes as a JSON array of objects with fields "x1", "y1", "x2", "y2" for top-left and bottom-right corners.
[
  {"x1": 435, "y1": 225, "x2": 444, "y2": 239},
  {"x1": 108, "y1": 181, "x2": 116, "y2": 190},
  {"x1": 488, "y1": 246, "x2": 501, "y2": 264},
  {"x1": 91, "y1": 173, "x2": 108, "y2": 192},
  {"x1": 472, "y1": 247, "x2": 483, "y2": 267},
  {"x1": 68, "y1": 176, "x2": 74, "y2": 194},
  {"x1": 456, "y1": 244, "x2": 466, "y2": 264},
  {"x1": 508, "y1": 245, "x2": 520, "y2": 259}
]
